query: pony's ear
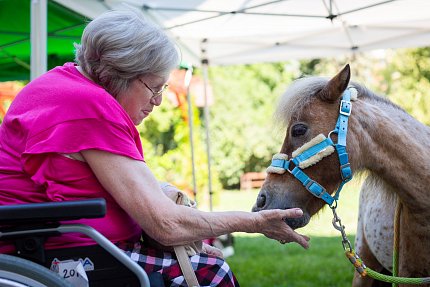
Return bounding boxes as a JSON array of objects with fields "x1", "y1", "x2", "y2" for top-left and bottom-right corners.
[{"x1": 319, "y1": 64, "x2": 350, "y2": 102}]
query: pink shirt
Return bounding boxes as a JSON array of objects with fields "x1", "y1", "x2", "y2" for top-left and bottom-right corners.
[{"x1": 0, "y1": 63, "x2": 143, "y2": 252}]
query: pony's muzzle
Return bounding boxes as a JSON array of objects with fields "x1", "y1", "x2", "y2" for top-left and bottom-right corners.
[
  {"x1": 283, "y1": 214, "x2": 310, "y2": 230},
  {"x1": 252, "y1": 189, "x2": 268, "y2": 211},
  {"x1": 252, "y1": 188, "x2": 311, "y2": 229}
]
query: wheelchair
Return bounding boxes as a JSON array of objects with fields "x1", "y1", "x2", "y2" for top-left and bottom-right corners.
[{"x1": 0, "y1": 198, "x2": 166, "y2": 287}]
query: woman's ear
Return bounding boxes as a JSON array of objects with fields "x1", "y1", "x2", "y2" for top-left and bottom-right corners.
[{"x1": 319, "y1": 64, "x2": 351, "y2": 102}]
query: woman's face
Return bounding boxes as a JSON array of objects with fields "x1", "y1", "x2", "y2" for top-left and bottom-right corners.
[{"x1": 116, "y1": 74, "x2": 169, "y2": 125}]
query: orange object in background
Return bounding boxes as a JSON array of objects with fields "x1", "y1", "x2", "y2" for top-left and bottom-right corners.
[
  {"x1": 0, "y1": 82, "x2": 23, "y2": 118},
  {"x1": 167, "y1": 69, "x2": 214, "y2": 122},
  {"x1": 240, "y1": 172, "x2": 266, "y2": 191}
]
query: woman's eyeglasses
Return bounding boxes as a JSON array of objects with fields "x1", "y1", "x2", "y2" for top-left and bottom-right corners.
[{"x1": 138, "y1": 79, "x2": 168, "y2": 101}]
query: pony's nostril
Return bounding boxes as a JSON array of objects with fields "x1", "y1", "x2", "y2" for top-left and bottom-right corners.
[{"x1": 256, "y1": 193, "x2": 266, "y2": 208}]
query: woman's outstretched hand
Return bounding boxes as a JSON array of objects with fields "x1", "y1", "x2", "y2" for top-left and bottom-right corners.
[{"x1": 255, "y1": 208, "x2": 310, "y2": 249}]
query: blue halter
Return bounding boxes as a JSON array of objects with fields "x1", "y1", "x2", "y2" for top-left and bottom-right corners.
[{"x1": 269, "y1": 88, "x2": 354, "y2": 206}]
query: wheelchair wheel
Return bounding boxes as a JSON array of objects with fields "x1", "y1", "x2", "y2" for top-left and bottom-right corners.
[{"x1": 0, "y1": 254, "x2": 72, "y2": 287}]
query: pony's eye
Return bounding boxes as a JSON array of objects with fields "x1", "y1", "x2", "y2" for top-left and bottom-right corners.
[{"x1": 291, "y1": 124, "x2": 308, "y2": 137}]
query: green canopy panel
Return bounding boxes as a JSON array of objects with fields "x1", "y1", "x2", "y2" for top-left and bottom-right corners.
[{"x1": 0, "y1": 0, "x2": 88, "y2": 81}]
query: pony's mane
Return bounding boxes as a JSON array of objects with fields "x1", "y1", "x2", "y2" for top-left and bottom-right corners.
[
  {"x1": 274, "y1": 76, "x2": 327, "y2": 127},
  {"x1": 274, "y1": 76, "x2": 404, "y2": 128}
]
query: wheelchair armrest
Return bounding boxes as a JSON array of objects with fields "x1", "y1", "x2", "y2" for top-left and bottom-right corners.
[{"x1": 0, "y1": 198, "x2": 106, "y2": 225}]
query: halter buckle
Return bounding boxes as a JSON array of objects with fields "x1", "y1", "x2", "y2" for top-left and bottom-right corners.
[
  {"x1": 305, "y1": 180, "x2": 326, "y2": 198},
  {"x1": 340, "y1": 163, "x2": 352, "y2": 181},
  {"x1": 339, "y1": 100, "x2": 352, "y2": 116}
]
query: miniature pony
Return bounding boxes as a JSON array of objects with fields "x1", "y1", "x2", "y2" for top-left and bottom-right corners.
[{"x1": 252, "y1": 65, "x2": 430, "y2": 286}]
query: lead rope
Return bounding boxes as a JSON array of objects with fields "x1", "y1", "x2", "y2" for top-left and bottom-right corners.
[
  {"x1": 331, "y1": 204, "x2": 430, "y2": 285},
  {"x1": 392, "y1": 197, "x2": 402, "y2": 287}
]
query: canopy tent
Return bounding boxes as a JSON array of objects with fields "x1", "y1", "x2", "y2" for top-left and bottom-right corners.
[
  {"x1": 53, "y1": 0, "x2": 430, "y2": 66},
  {"x1": 53, "y1": 0, "x2": 430, "y2": 208},
  {"x1": 0, "y1": 0, "x2": 87, "y2": 81},
  {"x1": 3, "y1": 0, "x2": 430, "y2": 78}
]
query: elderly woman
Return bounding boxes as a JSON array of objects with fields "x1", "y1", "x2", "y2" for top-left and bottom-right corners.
[{"x1": 0, "y1": 9, "x2": 309, "y2": 286}]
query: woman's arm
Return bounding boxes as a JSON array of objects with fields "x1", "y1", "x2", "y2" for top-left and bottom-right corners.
[{"x1": 81, "y1": 149, "x2": 309, "y2": 248}]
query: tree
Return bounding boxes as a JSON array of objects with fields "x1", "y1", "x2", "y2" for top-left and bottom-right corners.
[
  {"x1": 207, "y1": 63, "x2": 298, "y2": 188},
  {"x1": 387, "y1": 47, "x2": 430, "y2": 125}
]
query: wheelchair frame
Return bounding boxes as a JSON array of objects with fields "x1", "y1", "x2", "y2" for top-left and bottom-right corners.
[{"x1": 0, "y1": 198, "x2": 150, "y2": 287}]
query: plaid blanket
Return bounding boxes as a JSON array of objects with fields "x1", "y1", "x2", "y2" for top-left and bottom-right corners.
[{"x1": 119, "y1": 241, "x2": 239, "y2": 287}]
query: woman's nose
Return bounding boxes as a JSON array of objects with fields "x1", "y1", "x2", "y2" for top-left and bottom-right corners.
[{"x1": 151, "y1": 95, "x2": 162, "y2": 106}]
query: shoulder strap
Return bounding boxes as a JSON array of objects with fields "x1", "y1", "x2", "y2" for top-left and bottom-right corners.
[{"x1": 174, "y1": 246, "x2": 200, "y2": 287}]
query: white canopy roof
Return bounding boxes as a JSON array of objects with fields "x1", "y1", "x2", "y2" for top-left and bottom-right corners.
[{"x1": 53, "y1": 0, "x2": 430, "y2": 66}]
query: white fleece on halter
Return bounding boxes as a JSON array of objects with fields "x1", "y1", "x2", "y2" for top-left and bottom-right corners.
[
  {"x1": 349, "y1": 86, "x2": 358, "y2": 101},
  {"x1": 292, "y1": 134, "x2": 335, "y2": 169},
  {"x1": 266, "y1": 153, "x2": 288, "y2": 174},
  {"x1": 267, "y1": 134, "x2": 335, "y2": 174}
]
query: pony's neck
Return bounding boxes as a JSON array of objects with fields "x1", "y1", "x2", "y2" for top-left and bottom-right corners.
[{"x1": 351, "y1": 97, "x2": 430, "y2": 211}]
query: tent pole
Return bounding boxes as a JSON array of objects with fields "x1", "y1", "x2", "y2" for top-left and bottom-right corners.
[
  {"x1": 184, "y1": 65, "x2": 198, "y2": 202},
  {"x1": 30, "y1": 0, "x2": 47, "y2": 80},
  {"x1": 201, "y1": 58, "x2": 213, "y2": 211}
]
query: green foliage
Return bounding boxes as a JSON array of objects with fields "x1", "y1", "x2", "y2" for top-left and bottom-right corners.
[
  {"x1": 298, "y1": 53, "x2": 393, "y2": 95},
  {"x1": 298, "y1": 59, "x2": 321, "y2": 76},
  {"x1": 387, "y1": 47, "x2": 430, "y2": 124},
  {"x1": 138, "y1": 95, "x2": 221, "y2": 206},
  {"x1": 206, "y1": 63, "x2": 297, "y2": 188},
  {"x1": 298, "y1": 48, "x2": 430, "y2": 126}
]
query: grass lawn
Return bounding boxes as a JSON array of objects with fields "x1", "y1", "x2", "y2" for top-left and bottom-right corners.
[
  {"x1": 228, "y1": 235, "x2": 356, "y2": 287},
  {"x1": 210, "y1": 178, "x2": 363, "y2": 286}
]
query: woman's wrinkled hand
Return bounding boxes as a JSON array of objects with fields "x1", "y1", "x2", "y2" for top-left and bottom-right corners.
[
  {"x1": 255, "y1": 208, "x2": 310, "y2": 249},
  {"x1": 202, "y1": 242, "x2": 224, "y2": 258}
]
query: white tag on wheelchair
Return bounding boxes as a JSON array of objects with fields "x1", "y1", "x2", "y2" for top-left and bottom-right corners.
[{"x1": 54, "y1": 259, "x2": 89, "y2": 287}]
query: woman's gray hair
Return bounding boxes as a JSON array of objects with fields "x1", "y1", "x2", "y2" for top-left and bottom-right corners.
[{"x1": 74, "y1": 9, "x2": 180, "y2": 97}]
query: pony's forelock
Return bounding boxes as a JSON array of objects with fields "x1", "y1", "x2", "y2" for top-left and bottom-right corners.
[
  {"x1": 274, "y1": 77, "x2": 328, "y2": 128},
  {"x1": 273, "y1": 75, "x2": 393, "y2": 131}
]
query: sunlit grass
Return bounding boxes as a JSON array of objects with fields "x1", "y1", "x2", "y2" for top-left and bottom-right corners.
[{"x1": 228, "y1": 235, "x2": 356, "y2": 287}]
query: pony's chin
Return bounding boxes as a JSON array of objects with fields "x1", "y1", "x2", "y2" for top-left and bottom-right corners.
[{"x1": 284, "y1": 212, "x2": 311, "y2": 230}]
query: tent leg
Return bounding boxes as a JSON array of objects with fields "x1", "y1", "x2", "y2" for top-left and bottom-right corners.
[
  {"x1": 30, "y1": 0, "x2": 47, "y2": 80},
  {"x1": 202, "y1": 59, "x2": 213, "y2": 211},
  {"x1": 185, "y1": 66, "x2": 198, "y2": 202}
]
